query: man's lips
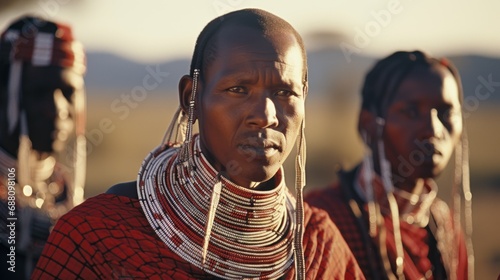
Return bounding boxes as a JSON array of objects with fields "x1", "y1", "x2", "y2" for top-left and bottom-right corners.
[
  {"x1": 237, "y1": 138, "x2": 282, "y2": 158},
  {"x1": 420, "y1": 143, "x2": 443, "y2": 163}
]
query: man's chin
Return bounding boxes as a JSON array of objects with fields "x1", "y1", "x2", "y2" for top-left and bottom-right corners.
[
  {"x1": 415, "y1": 166, "x2": 443, "y2": 180},
  {"x1": 228, "y1": 164, "x2": 280, "y2": 189}
]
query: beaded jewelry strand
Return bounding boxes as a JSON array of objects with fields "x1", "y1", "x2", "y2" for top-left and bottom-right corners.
[{"x1": 138, "y1": 136, "x2": 296, "y2": 279}]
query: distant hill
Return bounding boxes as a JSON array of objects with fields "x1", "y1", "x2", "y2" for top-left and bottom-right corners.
[
  {"x1": 85, "y1": 52, "x2": 189, "y2": 95},
  {"x1": 84, "y1": 50, "x2": 500, "y2": 103},
  {"x1": 448, "y1": 54, "x2": 500, "y2": 102}
]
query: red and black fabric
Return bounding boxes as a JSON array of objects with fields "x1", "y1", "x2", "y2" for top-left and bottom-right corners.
[
  {"x1": 32, "y1": 191, "x2": 365, "y2": 279},
  {"x1": 0, "y1": 16, "x2": 85, "y2": 71},
  {"x1": 305, "y1": 166, "x2": 469, "y2": 280}
]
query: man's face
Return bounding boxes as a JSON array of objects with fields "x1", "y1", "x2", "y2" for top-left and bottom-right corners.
[
  {"x1": 383, "y1": 65, "x2": 463, "y2": 185},
  {"x1": 196, "y1": 25, "x2": 306, "y2": 189},
  {"x1": 22, "y1": 65, "x2": 83, "y2": 152}
]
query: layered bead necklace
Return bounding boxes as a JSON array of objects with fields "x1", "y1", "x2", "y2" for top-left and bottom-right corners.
[{"x1": 138, "y1": 135, "x2": 296, "y2": 279}]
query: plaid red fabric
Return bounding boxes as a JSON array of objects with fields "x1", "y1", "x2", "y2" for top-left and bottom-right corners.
[
  {"x1": 32, "y1": 192, "x2": 364, "y2": 279},
  {"x1": 306, "y1": 176, "x2": 469, "y2": 280},
  {"x1": 306, "y1": 183, "x2": 382, "y2": 279}
]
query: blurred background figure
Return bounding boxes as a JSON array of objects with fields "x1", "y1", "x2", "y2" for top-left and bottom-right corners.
[
  {"x1": 1, "y1": 1, "x2": 498, "y2": 278},
  {"x1": 307, "y1": 50, "x2": 473, "y2": 279},
  {"x1": 0, "y1": 15, "x2": 86, "y2": 279}
]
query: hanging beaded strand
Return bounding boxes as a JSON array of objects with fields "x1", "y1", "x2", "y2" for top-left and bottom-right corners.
[
  {"x1": 202, "y1": 175, "x2": 222, "y2": 266},
  {"x1": 293, "y1": 119, "x2": 306, "y2": 280},
  {"x1": 452, "y1": 130, "x2": 474, "y2": 280},
  {"x1": 376, "y1": 117, "x2": 405, "y2": 280},
  {"x1": 138, "y1": 136, "x2": 295, "y2": 279},
  {"x1": 178, "y1": 68, "x2": 200, "y2": 170},
  {"x1": 461, "y1": 132, "x2": 474, "y2": 280},
  {"x1": 361, "y1": 131, "x2": 378, "y2": 237},
  {"x1": 160, "y1": 107, "x2": 188, "y2": 150}
]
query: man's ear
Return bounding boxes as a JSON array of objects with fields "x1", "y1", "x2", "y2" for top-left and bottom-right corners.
[
  {"x1": 358, "y1": 109, "x2": 378, "y2": 139},
  {"x1": 178, "y1": 75, "x2": 193, "y2": 114},
  {"x1": 303, "y1": 82, "x2": 308, "y2": 99}
]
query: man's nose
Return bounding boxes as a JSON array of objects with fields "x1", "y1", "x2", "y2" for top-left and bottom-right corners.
[
  {"x1": 245, "y1": 96, "x2": 279, "y2": 129},
  {"x1": 422, "y1": 108, "x2": 443, "y2": 139}
]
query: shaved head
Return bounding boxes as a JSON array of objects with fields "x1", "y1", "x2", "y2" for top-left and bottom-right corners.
[{"x1": 189, "y1": 8, "x2": 308, "y2": 84}]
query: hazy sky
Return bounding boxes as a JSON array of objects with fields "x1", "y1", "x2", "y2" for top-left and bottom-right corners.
[{"x1": 1, "y1": 0, "x2": 499, "y2": 62}]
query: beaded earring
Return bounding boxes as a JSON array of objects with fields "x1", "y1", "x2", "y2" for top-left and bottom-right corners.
[
  {"x1": 168, "y1": 68, "x2": 225, "y2": 268},
  {"x1": 177, "y1": 69, "x2": 201, "y2": 172},
  {"x1": 160, "y1": 107, "x2": 188, "y2": 150}
]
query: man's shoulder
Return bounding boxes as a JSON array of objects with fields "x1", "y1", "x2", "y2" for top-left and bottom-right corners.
[
  {"x1": 56, "y1": 191, "x2": 146, "y2": 237},
  {"x1": 61, "y1": 184, "x2": 141, "y2": 224},
  {"x1": 105, "y1": 181, "x2": 138, "y2": 199}
]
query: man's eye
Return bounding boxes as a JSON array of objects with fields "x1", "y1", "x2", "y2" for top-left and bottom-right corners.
[
  {"x1": 226, "y1": 87, "x2": 246, "y2": 94},
  {"x1": 275, "y1": 90, "x2": 294, "y2": 97}
]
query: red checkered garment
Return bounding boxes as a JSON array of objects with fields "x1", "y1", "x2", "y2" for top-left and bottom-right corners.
[
  {"x1": 305, "y1": 179, "x2": 469, "y2": 280},
  {"x1": 32, "y1": 193, "x2": 365, "y2": 279}
]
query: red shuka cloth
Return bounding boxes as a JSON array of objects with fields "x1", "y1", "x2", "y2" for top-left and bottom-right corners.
[
  {"x1": 306, "y1": 181, "x2": 469, "y2": 280},
  {"x1": 32, "y1": 193, "x2": 364, "y2": 279}
]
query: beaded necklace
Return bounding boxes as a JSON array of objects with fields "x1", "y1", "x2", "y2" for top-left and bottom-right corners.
[
  {"x1": 352, "y1": 160, "x2": 453, "y2": 279},
  {"x1": 138, "y1": 135, "x2": 296, "y2": 279}
]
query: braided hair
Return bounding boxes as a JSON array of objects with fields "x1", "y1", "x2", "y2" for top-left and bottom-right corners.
[{"x1": 361, "y1": 50, "x2": 464, "y2": 118}]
